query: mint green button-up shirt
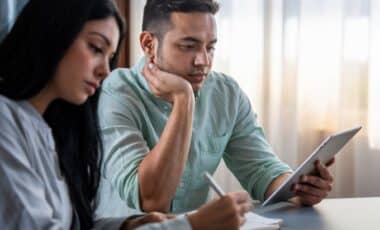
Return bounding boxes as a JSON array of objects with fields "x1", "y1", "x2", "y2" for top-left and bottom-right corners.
[{"x1": 95, "y1": 57, "x2": 292, "y2": 216}]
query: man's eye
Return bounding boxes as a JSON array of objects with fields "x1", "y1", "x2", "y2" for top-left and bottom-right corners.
[
  {"x1": 179, "y1": 44, "x2": 195, "y2": 50},
  {"x1": 207, "y1": 46, "x2": 215, "y2": 52}
]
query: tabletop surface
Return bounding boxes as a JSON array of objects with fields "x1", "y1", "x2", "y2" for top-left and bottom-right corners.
[{"x1": 254, "y1": 197, "x2": 380, "y2": 230}]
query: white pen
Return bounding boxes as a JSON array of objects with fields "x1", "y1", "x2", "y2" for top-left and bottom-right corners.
[
  {"x1": 203, "y1": 171, "x2": 226, "y2": 197},
  {"x1": 203, "y1": 171, "x2": 261, "y2": 205}
]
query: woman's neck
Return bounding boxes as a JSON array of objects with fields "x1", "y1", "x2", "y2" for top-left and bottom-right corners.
[{"x1": 28, "y1": 86, "x2": 57, "y2": 115}]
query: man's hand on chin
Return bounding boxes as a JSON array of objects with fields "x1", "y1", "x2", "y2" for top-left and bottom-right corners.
[{"x1": 142, "y1": 61, "x2": 193, "y2": 103}]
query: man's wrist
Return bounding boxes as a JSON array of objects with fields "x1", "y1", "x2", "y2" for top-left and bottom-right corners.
[
  {"x1": 173, "y1": 89, "x2": 195, "y2": 107},
  {"x1": 264, "y1": 173, "x2": 292, "y2": 199}
]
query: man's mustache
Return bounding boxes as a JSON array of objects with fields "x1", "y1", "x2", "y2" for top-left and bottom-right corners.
[{"x1": 189, "y1": 67, "x2": 210, "y2": 75}]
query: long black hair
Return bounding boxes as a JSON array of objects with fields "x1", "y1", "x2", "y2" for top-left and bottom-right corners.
[{"x1": 0, "y1": 0, "x2": 124, "y2": 228}]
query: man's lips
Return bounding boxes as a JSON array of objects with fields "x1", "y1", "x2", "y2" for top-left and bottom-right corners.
[{"x1": 187, "y1": 73, "x2": 207, "y2": 83}]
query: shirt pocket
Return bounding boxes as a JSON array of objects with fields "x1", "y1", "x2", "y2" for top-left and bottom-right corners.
[
  {"x1": 198, "y1": 133, "x2": 230, "y2": 154},
  {"x1": 198, "y1": 133, "x2": 230, "y2": 174},
  {"x1": 188, "y1": 133, "x2": 229, "y2": 189}
]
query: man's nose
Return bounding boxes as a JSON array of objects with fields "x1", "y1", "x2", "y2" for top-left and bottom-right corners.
[{"x1": 194, "y1": 48, "x2": 210, "y2": 67}]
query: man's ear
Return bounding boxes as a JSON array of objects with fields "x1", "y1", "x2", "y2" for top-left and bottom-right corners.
[{"x1": 140, "y1": 31, "x2": 157, "y2": 61}]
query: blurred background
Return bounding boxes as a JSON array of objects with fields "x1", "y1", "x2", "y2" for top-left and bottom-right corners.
[{"x1": 115, "y1": 0, "x2": 380, "y2": 199}]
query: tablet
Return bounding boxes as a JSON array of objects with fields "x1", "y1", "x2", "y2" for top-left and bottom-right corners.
[{"x1": 262, "y1": 126, "x2": 362, "y2": 207}]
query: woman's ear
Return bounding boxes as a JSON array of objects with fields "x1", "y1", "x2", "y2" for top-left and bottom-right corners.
[{"x1": 140, "y1": 31, "x2": 156, "y2": 61}]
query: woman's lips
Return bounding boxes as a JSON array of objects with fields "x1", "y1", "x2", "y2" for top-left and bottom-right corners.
[{"x1": 84, "y1": 81, "x2": 99, "y2": 95}]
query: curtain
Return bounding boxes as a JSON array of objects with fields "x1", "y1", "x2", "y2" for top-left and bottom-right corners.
[
  {"x1": 213, "y1": 0, "x2": 380, "y2": 198},
  {"x1": 113, "y1": 0, "x2": 130, "y2": 67},
  {"x1": 129, "y1": 0, "x2": 380, "y2": 198}
]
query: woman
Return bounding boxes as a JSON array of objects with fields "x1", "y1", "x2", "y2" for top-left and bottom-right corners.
[{"x1": 0, "y1": 0, "x2": 252, "y2": 229}]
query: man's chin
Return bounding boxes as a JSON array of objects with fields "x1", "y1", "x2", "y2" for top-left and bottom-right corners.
[{"x1": 191, "y1": 83, "x2": 203, "y2": 92}]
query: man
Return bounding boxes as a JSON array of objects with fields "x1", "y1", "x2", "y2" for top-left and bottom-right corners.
[{"x1": 96, "y1": 0, "x2": 334, "y2": 216}]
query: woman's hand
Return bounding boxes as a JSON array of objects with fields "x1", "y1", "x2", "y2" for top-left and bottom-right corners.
[
  {"x1": 188, "y1": 191, "x2": 253, "y2": 230},
  {"x1": 120, "y1": 212, "x2": 175, "y2": 230}
]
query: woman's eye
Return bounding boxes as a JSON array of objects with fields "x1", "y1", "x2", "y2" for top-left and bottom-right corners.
[{"x1": 89, "y1": 44, "x2": 103, "y2": 54}]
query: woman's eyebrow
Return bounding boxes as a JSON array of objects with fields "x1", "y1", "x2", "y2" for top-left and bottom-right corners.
[{"x1": 88, "y1": 31, "x2": 111, "y2": 47}]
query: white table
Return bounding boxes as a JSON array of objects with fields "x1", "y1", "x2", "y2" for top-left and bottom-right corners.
[{"x1": 254, "y1": 197, "x2": 380, "y2": 230}]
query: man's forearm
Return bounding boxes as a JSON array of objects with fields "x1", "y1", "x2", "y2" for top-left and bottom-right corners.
[
  {"x1": 264, "y1": 173, "x2": 292, "y2": 200},
  {"x1": 138, "y1": 93, "x2": 194, "y2": 212}
]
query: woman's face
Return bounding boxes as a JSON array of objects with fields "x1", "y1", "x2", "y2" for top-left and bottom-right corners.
[{"x1": 52, "y1": 17, "x2": 120, "y2": 105}]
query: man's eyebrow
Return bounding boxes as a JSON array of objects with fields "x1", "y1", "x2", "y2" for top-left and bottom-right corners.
[
  {"x1": 89, "y1": 32, "x2": 111, "y2": 46},
  {"x1": 209, "y1": 39, "x2": 217, "y2": 45},
  {"x1": 179, "y1": 37, "x2": 218, "y2": 44},
  {"x1": 179, "y1": 36, "x2": 200, "y2": 43}
]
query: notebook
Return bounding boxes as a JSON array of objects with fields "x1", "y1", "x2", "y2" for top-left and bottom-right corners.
[{"x1": 241, "y1": 212, "x2": 282, "y2": 230}]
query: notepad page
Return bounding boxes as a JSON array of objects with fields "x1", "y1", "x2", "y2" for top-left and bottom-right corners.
[{"x1": 240, "y1": 212, "x2": 282, "y2": 230}]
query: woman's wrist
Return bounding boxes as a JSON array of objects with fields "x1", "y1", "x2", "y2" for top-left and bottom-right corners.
[
  {"x1": 119, "y1": 214, "x2": 145, "y2": 230},
  {"x1": 187, "y1": 211, "x2": 204, "y2": 230}
]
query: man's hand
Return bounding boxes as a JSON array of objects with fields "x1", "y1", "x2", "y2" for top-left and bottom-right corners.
[
  {"x1": 120, "y1": 212, "x2": 175, "y2": 230},
  {"x1": 142, "y1": 61, "x2": 193, "y2": 103},
  {"x1": 188, "y1": 191, "x2": 253, "y2": 230},
  {"x1": 291, "y1": 158, "x2": 335, "y2": 206}
]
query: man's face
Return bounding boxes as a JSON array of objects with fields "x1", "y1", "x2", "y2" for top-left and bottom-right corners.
[{"x1": 153, "y1": 12, "x2": 217, "y2": 92}]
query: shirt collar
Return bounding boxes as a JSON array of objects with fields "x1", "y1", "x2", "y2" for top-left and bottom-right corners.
[
  {"x1": 132, "y1": 56, "x2": 152, "y2": 94},
  {"x1": 132, "y1": 57, "x2": 172, "y2": 109}
]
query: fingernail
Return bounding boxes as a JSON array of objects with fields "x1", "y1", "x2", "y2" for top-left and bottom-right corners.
[{"x1": 148, "y1": 63, "x2": 154, "y2": 69}]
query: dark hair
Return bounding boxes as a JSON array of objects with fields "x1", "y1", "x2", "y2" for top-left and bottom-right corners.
[
  {"x1": 142, "y1": 0, "x2": 219, "y2": 39},
  {"x1": 0, "y1": 0, "x2": 124, "y2": 229}
]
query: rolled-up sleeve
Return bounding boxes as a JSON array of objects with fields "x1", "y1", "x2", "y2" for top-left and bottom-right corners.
[
  {"x1": 223, "y1": 89, "x2": 293, "y2": 202},
  {"x1": 98, "y1": 83, "x2": 149, "y2": 211}
]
